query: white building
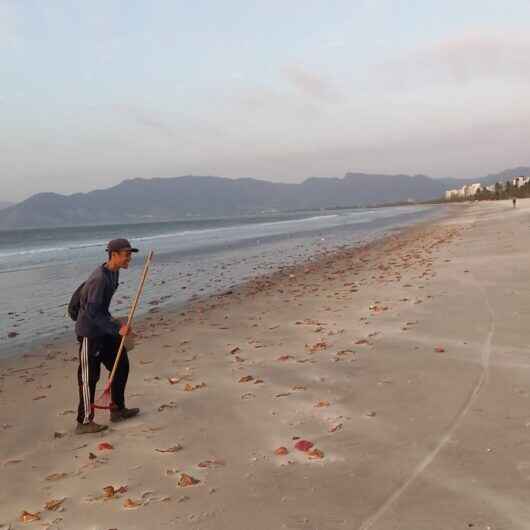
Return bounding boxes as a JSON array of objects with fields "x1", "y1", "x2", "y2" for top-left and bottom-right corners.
[
  {"x1": 445, "y1": 189, "x2": 460, "y2": 200},
  {"x1": 467, "y1": 183, "x2": 483, "y2": 196},
  {"x1": 512, "y1": 176, "x2": 530, "y2": 188},
  {"x1": 445, "y1": 183, "x2": 484, "y2": 200}
]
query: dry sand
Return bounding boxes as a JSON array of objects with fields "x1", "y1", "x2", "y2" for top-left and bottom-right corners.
[{"x1": 2, "y1": 200, "x2": 530, "y2": 530}]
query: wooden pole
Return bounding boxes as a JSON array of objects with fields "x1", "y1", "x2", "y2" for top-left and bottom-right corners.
[{"x1": 107, "y1": 250, "x2": 154, "y2": 386}]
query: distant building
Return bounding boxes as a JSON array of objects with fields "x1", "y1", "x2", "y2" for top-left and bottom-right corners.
[
  {"x1": 445, "y1": 189, "x2": 459, "y2": 200},
  {"x1": 445, "y1": 183, "x2": 483, "y2": 200},
  {"x1": 512, "y1": 176, "x2": 530, "y2": 188}
]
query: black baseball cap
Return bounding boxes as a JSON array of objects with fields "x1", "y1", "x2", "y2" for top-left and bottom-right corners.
[{"x1": 106, "y1": 238, "x2": 139, "y2": 253}]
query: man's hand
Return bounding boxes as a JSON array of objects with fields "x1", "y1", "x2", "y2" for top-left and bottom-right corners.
[{"x1": 119, "y1": 324, "x2": 132, "y2": 336}]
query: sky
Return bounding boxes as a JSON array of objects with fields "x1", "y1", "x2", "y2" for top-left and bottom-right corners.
[{"x1": 2, "y1": 1, "x2": 530, "y2": 202}]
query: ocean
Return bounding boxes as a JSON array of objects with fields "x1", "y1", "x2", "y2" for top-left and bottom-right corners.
[{"x1": 0, "y1": 205, "x2": 444, "y2": 357}]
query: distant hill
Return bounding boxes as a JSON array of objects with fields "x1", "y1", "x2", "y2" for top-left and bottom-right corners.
[
  {"x1": 0, "y1": 201, "x2": 14, "y2": 210},
  {"x1": 434, "y1": 167, "x2": 530, "y2": 190},
  {"x1": 1, "y1": 168, "x2": 529, "y2": 230}
]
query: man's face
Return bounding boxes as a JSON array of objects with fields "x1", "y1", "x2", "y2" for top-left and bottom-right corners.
[{"x1": 115, "y1": 250, "x2": 133, "y2": 269}]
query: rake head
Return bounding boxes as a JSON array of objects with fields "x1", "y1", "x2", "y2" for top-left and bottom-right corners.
[{"x1": 93, "y1": 383, "x2": 113, "y2": 411}]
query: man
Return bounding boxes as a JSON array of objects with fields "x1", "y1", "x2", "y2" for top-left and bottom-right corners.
[{"x1": 75, "y1": 239, "x2": 140, "y2": 434}]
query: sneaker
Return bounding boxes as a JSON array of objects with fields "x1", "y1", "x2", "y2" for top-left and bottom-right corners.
[
  {"x1": 110, "y1": 407, "x2": 140, "y2": 423},
  {"x1": 75, "y1": 421, "x2": 108, "y2": 434}
]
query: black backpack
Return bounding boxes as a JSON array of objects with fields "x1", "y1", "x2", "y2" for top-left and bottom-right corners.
[{"x1": 68, "y1": 282, "x2": 86, "y2": 321}]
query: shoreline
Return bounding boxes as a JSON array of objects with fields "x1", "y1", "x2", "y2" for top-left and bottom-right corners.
[
  {"x1": 0, "y1": 205, "x2": 451, "y2": 363},
  {"x1": 6, "y1": 200, "x2": 530, "y2": 529}
]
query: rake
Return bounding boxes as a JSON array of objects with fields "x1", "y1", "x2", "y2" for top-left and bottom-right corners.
[{"x1": 93, "y1": 250, "x2": 154, "y2": 411}]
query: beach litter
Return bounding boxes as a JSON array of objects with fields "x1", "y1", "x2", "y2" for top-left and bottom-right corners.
[
  {"x1": 184, "y1": 382, "x2": 207, "y2": 391},
  {"x1": 45, "y1": 472, "x2": 68, "y2": 482},
  {"x1": 44, "y1": 498, "x2": 65, "y2": 511},
  {"x1": 198, "y1": 459, "x2": 225, "y2": 469},
  {"x1": 103, "y1": 485, "x2": 128, "y2": 499},
  {"x1": 123, "y1": 498, "x2": 143, "y2": 509},
  {"x1": 19, "y1": 511, "x2": 40, "y2": 523},
  {"x1": 308, "y1": 449, "x2": 324, "y2": 460},
  {"x1": 178, "y1": 473, "x2": 200, "y2": 487},
  {"x1": 155, "y1": 444, "x2": 183, "y2": 454},
  {"x1": 294, "y1": 440, "x2": 314, "y2": 452}
]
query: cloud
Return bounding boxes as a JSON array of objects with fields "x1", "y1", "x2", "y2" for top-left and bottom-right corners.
[
  {"x1": 0, "y1": 2, "x2": 20, "y2": 49},
  {"x1": 234, "y1": 85, "x2": 324, "y2": 125},
  {"x1": 325, "y1": 40, "x2": 345, "y2": 49},
  {"x1": 282, "y1": 64, "x2": 341, "y2": 101},
  {"x1": 110, "y1": 103, "x2": 176, "y2": 137},
  {"x1": 377, "y1": 30, "x2": 530, "y2": 88}
]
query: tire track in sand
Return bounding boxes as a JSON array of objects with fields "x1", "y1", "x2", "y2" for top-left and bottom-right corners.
[{"x1": 359, "y1": 273, "x2": 495, "y2": 530}]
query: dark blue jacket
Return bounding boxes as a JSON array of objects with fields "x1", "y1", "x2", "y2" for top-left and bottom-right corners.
[{"x1": 75, "y1": 264, "x2": 121, "y2": 338}]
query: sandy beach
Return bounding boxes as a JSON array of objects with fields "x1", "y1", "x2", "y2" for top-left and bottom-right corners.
[{"x1": 2, "y1": 200, "x2": 530, "y2": 530}]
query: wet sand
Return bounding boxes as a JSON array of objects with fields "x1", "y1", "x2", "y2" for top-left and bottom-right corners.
[{"x1": 2, "y1": 200, "x2": 530, "y2": 529}]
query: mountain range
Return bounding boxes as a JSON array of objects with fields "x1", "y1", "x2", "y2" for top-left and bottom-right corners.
[{"x1": 1, "y1": 167, "x2": 529, "y2": 230}]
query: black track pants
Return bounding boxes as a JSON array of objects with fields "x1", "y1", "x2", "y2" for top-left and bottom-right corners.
[{"x1": 77, "y1": 335, "x2": 129, "y2": 424}]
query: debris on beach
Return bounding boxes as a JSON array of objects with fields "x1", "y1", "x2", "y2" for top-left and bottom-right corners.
[
  {"x1": 19, "y1": 510, "x2": 41, "y2": 523},
  {"x1": 158, "y1": 401, "x2": 178, "y2": 411},
  {"x1": 294, "y1": 440, "x2": 314, "y2": 452},
  {"x1": 292, "y1": 384, "x2": 307, "y2": 391},
  {"x1": 102, "y1": 485, "x2": 128, "y2": 499},
  {"x1": 369, "y1": 304, "x2": 388, "y2": 313},
  {"x1": 308, "y1": 448, "x2": 324, "y2": 460},
  {"x1": 434, "y1": 347, "x2": 445, "y2": 353},
  {"x1": 307, "y1": 341, "x2": 328, "y2": 353},
  {"x1": 198, "y1": 459, "x2": 225, "y2": 468},
  {"x1": 239, "y1": 375, "x2": 254, "y2": 383},
  {"x1": 155, "y1": 444, "x2": 183, "y2": 454},
  {"x1": 336, "y1": 349, "x2": 354, "y2": 357},
  {"x1": 44, "y1": 498, "x2": 65, "y2": 511},
  {"x1": 184, "y1": 382, "x2": 207, "y2": 391},
  {"x1": 45, "y1": 472, "x2": 68, "y2": 481},
  {"x1": 314, "y1": 400, "x2": 330, "y2": 408},
  {"x1": 178, "y1": 473, "x2": 200, "y2": 487},
  {"x1": 3, "y1": 458, "x2": 23, "y2": 466},
  {"x1": 275, "y1": 447, "x2": 289, "y2": 456},
  {"x1": 97, "y1": 442, "x2": 113, "y2": 451},
  {"x1": 123, "y1": 498, "x2": 143, "y2": 509}
]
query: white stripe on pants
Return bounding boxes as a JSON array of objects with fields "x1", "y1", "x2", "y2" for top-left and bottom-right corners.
[{"x1": 81, "y1": 338, "x2": 91, "y2": 424}]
